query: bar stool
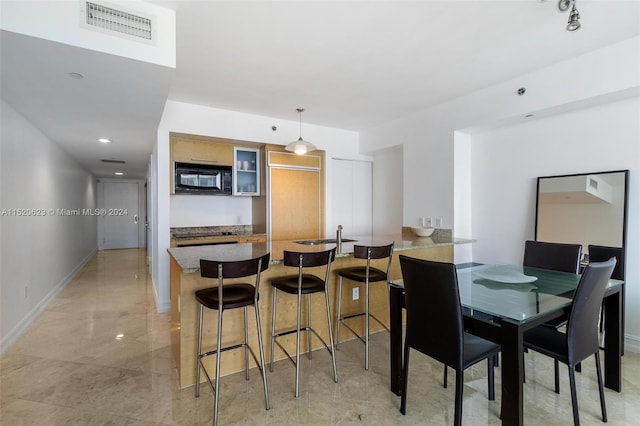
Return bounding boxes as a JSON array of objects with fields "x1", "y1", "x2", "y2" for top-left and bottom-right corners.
[
  {"x1": 269, "y1": 248, "x2": 338, "y2": 397},
  {"x1": 195, "y1": 253, "x2": 271, "y2": 426},
  {"x1": 335, "y1": 242, "x2": 394, "y2": 370}
]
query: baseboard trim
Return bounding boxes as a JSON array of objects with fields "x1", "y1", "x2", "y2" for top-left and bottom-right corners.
[
  {"x1": 151, "y1": 275, "x2": 171, "y2": 313},
  {"x1": 625, "y1": 334, "x2": 640, "y2": 353},
  {"x1": 0, "y1": 248, "x2": 97, "y2": 355}
]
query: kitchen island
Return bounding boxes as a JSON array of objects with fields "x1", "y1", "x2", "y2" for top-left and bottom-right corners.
[{"x1": 168, "y1": 231, "x2": 473, "y2": 388}]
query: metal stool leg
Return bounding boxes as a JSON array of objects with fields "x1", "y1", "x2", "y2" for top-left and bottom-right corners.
[
  {"x1": 336, "y1": 276, "x2": 343, "y2": 349},
  {"x1": 295, "y1": 287, "x2": 302, "y2": 397},
  {"x1": 324, "y1": 288, "x2": 338, "y2": 383},
  {"x1": 195, "y1": 304, "x2": 204, "y2": 397},
  {"x1": 213, "y1": 309, "x2": 223, "y2": 426},
  {"x1": 365, "y1": 279, "x2": 370, "y2": 370},
  {"x1": 254, "y1": 303, "x2": 270, "y2": 410},
  {"x1": 307, "y1": 294, "x2": 313, "y2": 359},
  {"x1": 244, "y1": 306, "x2": 250, "y2": 380},
  {"x1": 270, "y1": 288, "x2": 277, "y2": 372}
]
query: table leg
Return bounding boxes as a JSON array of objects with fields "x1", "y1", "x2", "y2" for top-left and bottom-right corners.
[
  {"x1": 500, "y1": 320, "x2": 524, "y2": 426},
  {"x1": 603, "y1": 290, "x2": 622, "y2": 391},
  {"x1": 389, "y1": 285, "x2": 403, "y2": 396}
]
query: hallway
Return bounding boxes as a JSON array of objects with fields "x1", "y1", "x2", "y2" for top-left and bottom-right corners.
[{"x1": 1, "y1": 249, "x2": 639, "y2": 425}]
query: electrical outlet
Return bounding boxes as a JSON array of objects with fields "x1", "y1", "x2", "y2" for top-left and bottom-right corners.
[{"x1": 352, "y1": 287, "x2": 359, "y2": 300}]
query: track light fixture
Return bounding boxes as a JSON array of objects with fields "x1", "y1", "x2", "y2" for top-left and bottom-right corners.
[{"x1": 558, "y1": 0, "x2": 581, "y2": 31}]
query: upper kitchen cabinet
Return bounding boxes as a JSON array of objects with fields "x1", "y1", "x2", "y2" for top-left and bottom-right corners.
[
  {"x1": 171, "y1": 137, "x2": 233, "y2": 166},
  {"x1": 233, "y1": 147, "x2": 260, "y2": 196}
]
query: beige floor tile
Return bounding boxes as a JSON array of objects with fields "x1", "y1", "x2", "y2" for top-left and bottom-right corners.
[{"x1": 1, "y1": 248, "x2": 639, "y2": 425}]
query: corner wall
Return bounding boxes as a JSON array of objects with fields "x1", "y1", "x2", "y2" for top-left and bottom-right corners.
[{"x1": 0, "y1": 100, "x2": 98, "y2": 353}]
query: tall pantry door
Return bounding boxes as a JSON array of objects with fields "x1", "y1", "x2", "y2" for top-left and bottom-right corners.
[{"x1": 270, "y1": 168, "x2": 322, "y2": 241}]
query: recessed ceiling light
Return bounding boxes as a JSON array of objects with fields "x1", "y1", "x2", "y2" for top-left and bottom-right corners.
[
  {"x1": 114, "y1": 172, "x2": 124, "y2": 176},
  {"x1": 69, "y1": 72, "x2": 84, "y2": 79},
  {"x1": 97, "y1": 138, "x2": 112, "y2": 144}
]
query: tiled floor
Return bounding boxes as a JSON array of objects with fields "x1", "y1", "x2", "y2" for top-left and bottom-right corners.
[{"x1": 1, "y1": 248, "x2": 639, "y2": 425}]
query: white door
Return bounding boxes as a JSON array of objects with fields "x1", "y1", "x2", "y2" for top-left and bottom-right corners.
[
  {"x1": 332, "y1": 159, "x2": 372, "y2": 237},
  {"x1": 103, "y1": 182, "x2": 139, "y2": 249}
]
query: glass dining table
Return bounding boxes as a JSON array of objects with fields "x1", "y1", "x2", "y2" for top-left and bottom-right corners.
[{"x1": 388, "y1": 263, "x2": 623, "y2": 426}]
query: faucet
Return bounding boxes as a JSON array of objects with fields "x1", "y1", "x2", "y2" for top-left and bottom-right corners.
[{"x1": 336, "y1": 225, "x2": 343, "y2": 246}]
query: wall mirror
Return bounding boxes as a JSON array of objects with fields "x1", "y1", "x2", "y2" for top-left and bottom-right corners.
[{"x1": 535, "y1": 169, "x2": 629, "y2": 267}]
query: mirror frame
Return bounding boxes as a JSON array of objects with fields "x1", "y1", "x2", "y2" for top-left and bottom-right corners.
[
  {"x1": 535, "y1": 169, "x2": 629, "y2": 351},
  {"x1": 534, "y1": 169, "x2": 629, "y2": 263}
]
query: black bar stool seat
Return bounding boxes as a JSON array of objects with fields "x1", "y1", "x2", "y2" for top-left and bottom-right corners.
[
  {"x1": 196, "y1": 284, "x2": 255, "y2": 310},
  {"x1": 271, "y1": 274, "x2": 326, "y2": 294}
]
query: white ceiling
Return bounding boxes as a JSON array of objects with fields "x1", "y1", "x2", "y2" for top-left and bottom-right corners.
[{"x1": 2, "y1": 1, "x2": 639, "y2": 179}]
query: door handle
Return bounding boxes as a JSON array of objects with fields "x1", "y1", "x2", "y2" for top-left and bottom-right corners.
[{"x1": 134, "y1": 214, "x2": 139, "y2": 224}]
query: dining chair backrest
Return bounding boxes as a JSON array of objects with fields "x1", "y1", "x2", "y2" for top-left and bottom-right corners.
[
  {"x1": 588, "y1": 245, "x2": 624, "y2": 281},
  {"x1": 399, "y1": 255, "x2": 464, "y2": 371},
  {"x1": 523, "y1": 240, "x2": 582, "y2": 274},
  {"x1": 567, "y1": 257, "x2": 616, "y2": 365}
]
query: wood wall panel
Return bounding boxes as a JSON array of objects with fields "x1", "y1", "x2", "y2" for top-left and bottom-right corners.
[{"x1": 270, "y1": 168, "x2": 322, "y2": 241}]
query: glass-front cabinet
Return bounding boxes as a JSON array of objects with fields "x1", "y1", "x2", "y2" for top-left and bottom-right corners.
[{"x1": 233, "y1": 147, "x2": 260, "y2": 196}]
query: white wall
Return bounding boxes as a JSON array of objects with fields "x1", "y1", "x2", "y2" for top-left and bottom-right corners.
[
  {"x1": 360, "y1": 36, "x2": 640, "y2": 232},
  {"x1": 371, "y1": 145, "x2": 403, "y2": 235},
  {"x1": 470, "y1": 97, "x2": 640, "y2": 351},
  {"x1": 151, "y1": 101, "x2": 362, "y2": 311},
  {"x1": 0, "y1": 100, "x2": 97, "y2": 353}
]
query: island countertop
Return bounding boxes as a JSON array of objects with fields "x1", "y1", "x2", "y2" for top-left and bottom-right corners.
[{"x1": 167, "y1": 231, "x2": 473, "y2": 273}]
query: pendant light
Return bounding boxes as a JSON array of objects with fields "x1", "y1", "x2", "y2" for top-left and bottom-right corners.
[{"x1": 285, "y1": 108, "x2": 317, "y2": 155}]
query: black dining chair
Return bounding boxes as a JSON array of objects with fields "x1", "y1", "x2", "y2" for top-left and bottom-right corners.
[
  {"x1": 195, "y1": 253, "x2": 271, "y2": 426},
  {"x1": 588, "y1": 245, "x2": 624, "y2": 345},
  {"x1": 523, "y1": 240, "x2": 582, "y2": 274},
  {"x1": 269, "y1": 248, "x2": 338, "y2": 398},
  {"x1": 588, "y1": 245, "x2": 624, "y2": 281},
  {"x1": 399, "y1": 256, "x2": 500, "y2": 426},
  {"x1": 335, "y1": 242, "x2": 394, "y2": 370},
  {"x1": 523, "y1": 240, "x2": 582, "y2": 328},
  {"x1": 523, "y1": 257, "x2": 616, "y2": 426}
]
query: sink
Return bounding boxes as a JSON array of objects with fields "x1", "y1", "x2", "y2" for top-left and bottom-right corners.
[{"x1": 295, "y1": 238, "x2": 357, "y2": 245}]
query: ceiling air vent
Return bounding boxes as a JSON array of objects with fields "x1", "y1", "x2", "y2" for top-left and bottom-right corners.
[
  {"x1": 101, "y1": 159, "x2": 126, "y2": 164},
  {"x1": 83, "y1": 2, "x2": 153, "y2": 42}
]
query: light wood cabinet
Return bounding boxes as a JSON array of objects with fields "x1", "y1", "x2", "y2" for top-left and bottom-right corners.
[
  {"x1": 171, "y1": 139, "x2": 233, "y2": 165},
  {"x1": 266, "y1": 146, "x2": 325, "y2": 241}
]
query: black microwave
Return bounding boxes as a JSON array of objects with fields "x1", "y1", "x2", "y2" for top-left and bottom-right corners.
[{"x1": 174, "y1": 162, "x2": 232, "y2": 195}]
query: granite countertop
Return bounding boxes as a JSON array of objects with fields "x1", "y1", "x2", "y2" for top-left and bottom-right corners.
[
  {"x1": 170, "y1": 225, "x2": 265, "y2": 240},
  {"x1": 168, "y1": 230, "x2": 474, "y2": 273}
]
